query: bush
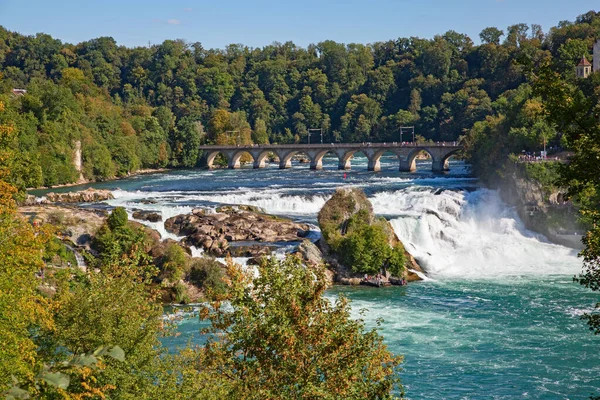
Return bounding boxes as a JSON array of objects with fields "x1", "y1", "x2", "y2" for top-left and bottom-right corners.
[
  {"x1": 188, "y1": 258, "x2": 226, "y2": 295},
  {"x1": 173, "y1": 282, "x2": 190, "y2": 304},
  {"x1": 107, "y1": 207, "x2": 128, "y2": 230},
  {"x1": 160, "y1": 243, "x2": 188, "y2": 282}
]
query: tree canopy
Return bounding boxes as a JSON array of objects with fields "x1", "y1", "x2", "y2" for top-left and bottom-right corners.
[{"x1": 1, "y1": 11, "x2": 600, "y2": 186}]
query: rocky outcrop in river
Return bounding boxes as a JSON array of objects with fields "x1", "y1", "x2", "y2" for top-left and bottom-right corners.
[
  {"x1": 317, "y1": 187, "x2": 424, "y2": 283},
  {"x1": 164, "y1": 206, "x2": 311, "y2": 256}
]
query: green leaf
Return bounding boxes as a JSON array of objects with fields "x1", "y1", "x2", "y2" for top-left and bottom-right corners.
[
  {"x1": 106, "y1": 346, "x2": 125, "y2": 362},
  {"x1": 71, "y1": 354, "x2": 98, "y2": 367},
  {"x1": 39, "y1": 372, "x2": 70, "y2": 390},
  {"x1": 5, "y1": 386, "x2": 30, "y2": 399}
]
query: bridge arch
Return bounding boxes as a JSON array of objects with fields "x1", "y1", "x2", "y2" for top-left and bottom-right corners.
[
  {"x1": 366, "y1": 149, "x2": 390, "y2": 172},
  {"x1": 432, "y1": 148, "x2": 461, "y2": 172},
  {"x1": 206, "y1": 150, "x2": 229, "y2": 169},
  {"x1": 276, "y1": 150, "x2": 311, "y2": 169},
  {"x1": 307, "y1": 149, "x2": 340, "y2": 170},
  {"x1": 251, "y1": 150, "x2": 271, "y2": 169},
  {"x1": 399, "y1": 148, "x2": 434, "y2": 172},
  {"x1": 229, "y1": 150, "x2": 257, "y2": 169}
]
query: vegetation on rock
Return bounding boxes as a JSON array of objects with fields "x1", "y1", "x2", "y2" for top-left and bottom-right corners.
[{"x1": 319, "y1": 188, "x2": 406, "y2": 276}]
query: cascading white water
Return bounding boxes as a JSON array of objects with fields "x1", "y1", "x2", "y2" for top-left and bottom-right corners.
[
  {"x1": 374, "y1": 188, "x2": 580, "y2": 278},
  {"x1": 106, "y1": 179, "x2": 580, "y2": 279}
]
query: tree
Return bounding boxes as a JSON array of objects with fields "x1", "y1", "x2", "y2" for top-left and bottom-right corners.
[
  {"x1": 533, "y1": 64, "x2": 600, "y2": 335},
  {"x1": 0, "y1": 100, "x2": 53, "y2": 392},
  {"x1": 479, "y1": 27, "x2": 504, "y2": 45},
  {"x1": 199, "y1": 256, "x2": 403, "y2": 399}
]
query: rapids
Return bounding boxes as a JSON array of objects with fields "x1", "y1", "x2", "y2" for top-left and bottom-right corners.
[{"x1": 35, "y1": 156, "x2": 600, "y2": 398}]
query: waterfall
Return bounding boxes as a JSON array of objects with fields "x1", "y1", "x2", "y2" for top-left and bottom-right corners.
[
  {"x1": 64, "y1": 243, "x2": 87, "y2": 271},
  {"x1": 376, "y1": 188, "x2": 579, "y2": 278}
]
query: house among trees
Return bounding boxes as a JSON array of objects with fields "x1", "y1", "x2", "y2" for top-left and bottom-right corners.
[
  {"x1": 577, "y1": 39, "x2": 600, "y2": 78},
  {"x1": 11, "y1": 88, "x2": 26, "y2": 96}
]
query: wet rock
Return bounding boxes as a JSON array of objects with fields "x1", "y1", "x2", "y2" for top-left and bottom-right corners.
[
  {"x1": 132, "y1": 210, "x2": 162, "y2": 222},
  {"x1": 164, "y1": 206, "x2": 310, "y2": 256}
]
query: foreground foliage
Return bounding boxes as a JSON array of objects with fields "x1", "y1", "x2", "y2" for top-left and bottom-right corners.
[{"x1": 199, "y1": 256, "x2": 403, "y2": 399}]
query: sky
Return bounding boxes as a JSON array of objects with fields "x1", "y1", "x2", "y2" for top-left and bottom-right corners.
[{"x1": 0, "y1": 0, "x2": 598, "y2": 49}]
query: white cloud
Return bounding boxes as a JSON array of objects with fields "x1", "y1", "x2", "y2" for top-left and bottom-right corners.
[
  {"x1": 167, "y1": 19, "x2": 181, "y2": 25},
  {"x1": 184, "y1": 7, "x2": 193, "y2": 12}
]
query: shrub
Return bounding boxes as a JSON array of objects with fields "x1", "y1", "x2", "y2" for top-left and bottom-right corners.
[
  {"x1": 107, "y1": 207, "x2": 128, "y2": 230},
  {"x1": 188, "y1": 258, "x2": 226, "y2": 295},
  {"x1": 161, "y1": 243, "x2": 188, "y2": 282}
]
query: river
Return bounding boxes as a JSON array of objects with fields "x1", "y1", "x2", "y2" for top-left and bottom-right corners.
[{"x1": 41, "y1": 155, "x2": 600, "y2": 399}]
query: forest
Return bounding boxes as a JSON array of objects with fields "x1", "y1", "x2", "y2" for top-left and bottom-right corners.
[{"x1": 1, "y1": 10, "x2": 599, "y2": 188}]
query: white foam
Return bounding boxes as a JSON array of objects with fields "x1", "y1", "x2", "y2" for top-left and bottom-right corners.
[{"x1": 385, "y1": 188, "x2": 580, "y2": 278}]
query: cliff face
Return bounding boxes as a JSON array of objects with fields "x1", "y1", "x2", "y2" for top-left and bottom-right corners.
[{"x1": 496, "y1": 162, "x2": 584, "y2": 250}]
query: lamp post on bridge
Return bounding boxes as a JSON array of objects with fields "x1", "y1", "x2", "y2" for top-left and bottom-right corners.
[
  {"x1": 400, "y1": 126, "x2": 415, "y2": 144},
  {"x1": 308, "y1": 128, "x2": 323, "y2": 144}
]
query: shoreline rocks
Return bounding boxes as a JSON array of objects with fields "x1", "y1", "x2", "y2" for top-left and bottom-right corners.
[{"x1": 23, "y1": 188, "x2": 114, "y2": 205}]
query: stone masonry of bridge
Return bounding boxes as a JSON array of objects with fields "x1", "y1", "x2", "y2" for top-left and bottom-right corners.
[{"x1": 199, "y1": 142, "x2": 462, "y2": 172}]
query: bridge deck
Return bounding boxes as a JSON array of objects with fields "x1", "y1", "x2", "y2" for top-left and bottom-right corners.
[
  {"x1": 199, "y1": 142, "x2": 461, "y2": 150},
  {"x1": 199, "y1": 142, "x2": 463, "y2": 172}
]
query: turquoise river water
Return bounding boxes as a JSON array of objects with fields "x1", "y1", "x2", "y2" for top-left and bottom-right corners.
[{"x1": 40, "y1": 155, "x2": 600, "y2": 399}]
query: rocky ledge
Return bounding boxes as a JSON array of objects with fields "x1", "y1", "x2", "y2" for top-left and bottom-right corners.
[
  {"x1": 23, "y1": 188, "x2": 114, "y2": 204},
  {"x1": 164, "y1": 205, "x2": 311, "y2": 256}
]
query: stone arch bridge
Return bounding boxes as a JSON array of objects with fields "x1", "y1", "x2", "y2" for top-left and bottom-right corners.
[{"x1": 199, "y1": 142, "x2": 462, "y2": 172}]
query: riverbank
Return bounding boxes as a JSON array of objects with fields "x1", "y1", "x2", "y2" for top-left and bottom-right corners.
[{"x1": 26, "y1": 168, "x2": 171, "y2": 192}]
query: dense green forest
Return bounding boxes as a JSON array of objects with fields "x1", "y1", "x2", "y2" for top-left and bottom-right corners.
[{"x1": 0, "y1": 11, "x2": 599, "y2": 187}]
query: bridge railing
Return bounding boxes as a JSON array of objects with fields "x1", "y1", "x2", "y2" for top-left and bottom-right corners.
[{"x1": 199, "y1": 142, "x2": 462, "y2": 150}]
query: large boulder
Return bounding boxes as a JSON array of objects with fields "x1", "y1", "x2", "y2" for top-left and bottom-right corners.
[
  {"x1": 294, "y1": 240, "x2": 324, "y2": 267},
  {"x1": 165, "y1": 206, "x2": 310, "y2": 256},
  {"x1": 132, "y1": 210, "x2": 162, "y2": 222},
  {"x1": 318, "y1": 188, "x2": 425, "y2": 282}
]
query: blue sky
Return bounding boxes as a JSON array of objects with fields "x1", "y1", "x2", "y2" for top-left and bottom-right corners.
[{"x1": 0, "y1": 0, "x2": 598, "y2": 49}]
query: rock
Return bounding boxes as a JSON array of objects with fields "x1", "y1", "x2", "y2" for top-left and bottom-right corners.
[
  {"x1": 19, "y1": 205, "x2": 106, "y2": 249},
  {"x1": 294, "y1": 240, "x2": 324, "y2": 267},
  {"x1": 498, "y1": 162, "x2": 584, "y2": 250},
  {"x1": 318, "y1": 187, "x2": 424, "y2": 282},
  {"x1": 132, "y1": 210, "x2": 162, "y2": 222},
  {"x1": 164, "y1": 206, "x2": 310, "y2": 256},
  {"x1": 44, "y1": 188, "x2": 114, "y2": 203},
  {"x1": 339, "y1": 277, "x2": 362, "y2": 285},
  {"x1": 129, "y1": 221, "x2": 162, "y2": 249},
  {"x1": 229, "y1": 244, "x2": 272, "y2": 258}
]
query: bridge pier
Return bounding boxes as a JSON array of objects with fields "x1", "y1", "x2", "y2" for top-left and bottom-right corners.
[
  {"x1": 310, "y1": 160, "x2": 322, "y2": 170},
  {"x1": 368, "y1": 159, "x2": 381, "y2": 172},
  {"x1": 338, "y1": 160, "x2": 351, "y2": 170},
  {"x1": 399, "y1": 159, "x2": 416, "y2": 172},
  {"x1": 431, "y1": 159, "x2": 449, "y2": 172},
  {"x1": 228, "y1": 158, "x2": 241, "y2": 169}
]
